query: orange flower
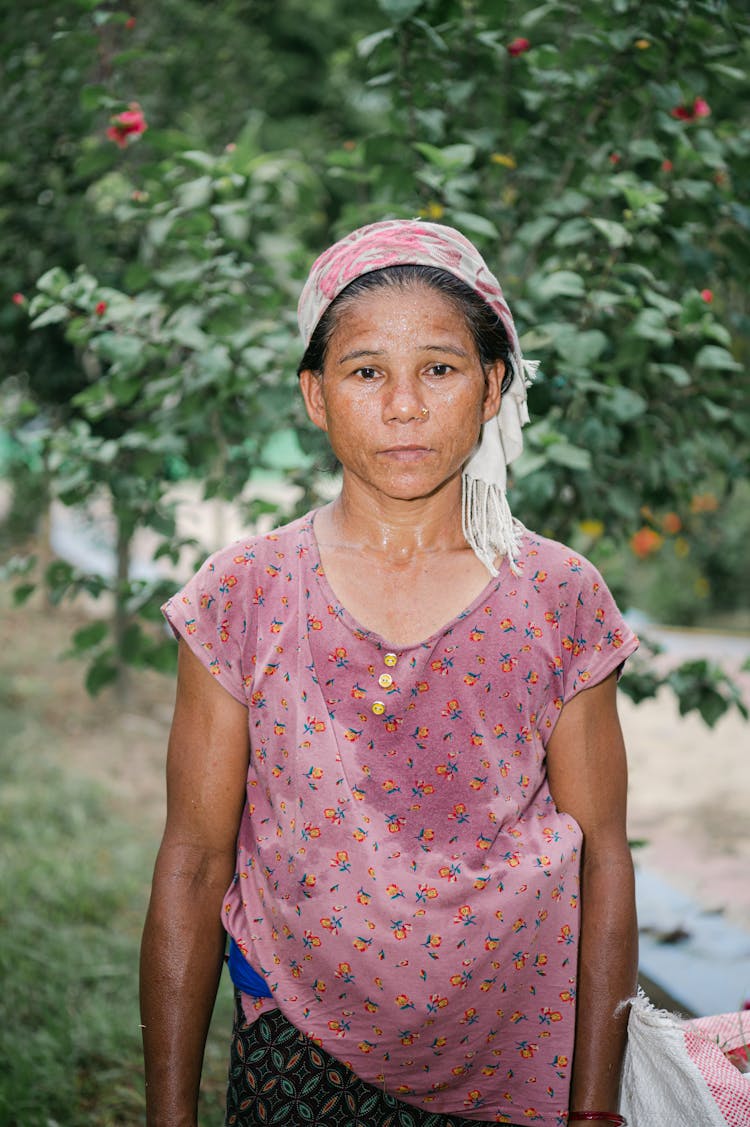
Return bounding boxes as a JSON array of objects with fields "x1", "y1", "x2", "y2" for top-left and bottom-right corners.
[
  {"x1": 690, "y1": 492, "x2": 719, "y2": 513},
  {"x1": 630, "y1": 527, "x2": 663, "y2": 558}
]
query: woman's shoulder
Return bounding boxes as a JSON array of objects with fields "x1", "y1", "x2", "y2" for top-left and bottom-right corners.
[
  {"x1": 192, "y1": 508, "x2": 316, "y2": 578},
  {"x1": 516, "y1": 525, "x2": 604, "y2": 585}
]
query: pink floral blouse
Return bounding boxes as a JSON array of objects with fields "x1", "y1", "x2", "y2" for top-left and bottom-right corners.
[{"x1": 162, "y1": 511, "x2": 638, "y2": 1124}]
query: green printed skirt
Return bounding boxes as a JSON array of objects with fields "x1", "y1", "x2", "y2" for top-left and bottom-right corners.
[{"x1": 226, "y1": 996, "x2": 521, "y2": 1127}]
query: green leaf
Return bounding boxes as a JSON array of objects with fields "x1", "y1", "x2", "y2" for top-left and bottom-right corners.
[
  {"x1": 520, "y1": 3, "x2": 556, "y2": 30},
  {"x1": 701, "y1": 398, "x2": 731, "y2": 422},
  {"x1": 657, "y1": 364, "x2": 691, "y2": 387},
  {"x1": 164, "y1": 306, "x2": 209, "y2": 350},
  {"x1": 92, "y1": 333, "x2": 145, "y2": 375},
  {"x1": 546, "y1": 190, "x2": 589, "y2": 218},
  {"x1": 589, "y1": 290, "x2": 629, "y2": 311},
  {"x1": 79, "y1": 83, "x2": 114, "y2": 111},
  {"x1": 357, "y1": 28, "x2": 396, "y2": 58},
  {"x1": 71, "y1": 621, "x2": 109, "y2": 653},
  {"x1": 553, "y1": 218, "x2": 592, "y2": 248},
  {"x1": 179, "y1": 150, "x2": 217, "y2": 171},
  {"x1": 12, "y1": 583, "x2": 37, "y2": 606},
  {"x1": 30, "y1": 304, "x2": 69, "y2": 329},
  {"x1": 377, "y1": 0, "x2": 422, "y2": 20},
  {"x1": 85, "y1": 658, "x2": 118, "y2": 696},
  {"x1": 630, "y1": 309, "x2": 672, "y2": 347},
  {"x1": 261, "y1": 428, "x2": 313, "y2": 471},
  {"x1": 644, "y1": 290, "x2": 682, "y2": 319},
  {"x1": 414, "y1": 142, "x2": 475, "y2": 171},
  {"x1": 605, "y1": 386, "x2": 648, "y2": 422},
  {"x1": 175, "y1": 175, "x2": 213, "y2": 210},
  {"x1": 412, "y1": 18, "x2": 448, "y2": 52},
  {"x1": 546, "y1": 443, "x2": 592, "y2": 471},
  {"x1": 35, "y1": 267, "x2": 70, "y2": 298},
  {"x1": 707, "y1": 63, "x2": 747, "y2": 83},
  {"x1": 450, "y1": 211, "x2": 498, "y2": 239},
  {"x1": 628, "y1": 139, "x2": 663, "y2": 162},
  {"x1": 211, "y1": 201, "x2": 251, "y2": 242},
  {"x1": 561, "y1": 330, "x2": 608, "y2": 369},
  {"x1": 529, "y1": 271, "x2": 586, "y2": 301},
  {"x1": 694, "y1": 345, "x2": 742, "y2": 371},
  {"x1": 516, "y1": 216, "x2": 557, "y2": 247},
  {"x1": 590, "y1": 218, "x2": 631, "y2": 249}
]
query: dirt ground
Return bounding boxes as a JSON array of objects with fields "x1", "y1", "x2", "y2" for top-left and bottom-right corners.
[
  {"x1": 621, "y1": 681, "x2": 750, "y2": 934},
  {"x1": 7, "y1": 595, "x2": 750, "y2": 935}
]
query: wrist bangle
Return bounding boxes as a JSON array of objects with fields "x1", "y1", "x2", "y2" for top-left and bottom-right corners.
[{"x1": 569, "y1": 1114, "x2": 626, "y2": 1126}]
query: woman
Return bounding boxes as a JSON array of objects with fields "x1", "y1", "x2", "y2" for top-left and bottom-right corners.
[{"x1": 140, "y1": 219, "x2": 638, "y2": 1127}]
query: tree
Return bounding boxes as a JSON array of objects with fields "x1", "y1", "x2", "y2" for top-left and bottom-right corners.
[{"x1": 4, "y1": 0, "x2": 749, "y2": 721}]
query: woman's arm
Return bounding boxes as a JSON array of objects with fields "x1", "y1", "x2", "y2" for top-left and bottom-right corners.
[
  {"x1": 545, "y1": 671, "x2": 638, "y2": 1124},
  {"x1": 140, "y1": 640, "x2": 250, "y2": 1127}
]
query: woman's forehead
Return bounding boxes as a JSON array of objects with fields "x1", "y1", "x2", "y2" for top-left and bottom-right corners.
[{"x1": 326, "y1": 283, "x2": 477, "y2": 355}]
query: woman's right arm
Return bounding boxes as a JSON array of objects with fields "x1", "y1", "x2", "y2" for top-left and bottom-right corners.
[{"x1": 140, "y1": 640, "x2": 250, "y2": 1127}]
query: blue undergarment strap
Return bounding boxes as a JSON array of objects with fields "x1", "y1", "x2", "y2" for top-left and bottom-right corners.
[{"x1": 227, "y1": 937, "x2": 273, "y2": 998}]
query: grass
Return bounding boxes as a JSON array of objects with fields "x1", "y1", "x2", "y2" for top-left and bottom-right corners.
[{"x1": 0, "y1": 609, "x2": 234, "y2": 1126}]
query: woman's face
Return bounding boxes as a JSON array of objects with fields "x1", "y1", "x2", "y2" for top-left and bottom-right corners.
[{"x1": 299, "y1": 283, "x2": 503, "y2": 505}]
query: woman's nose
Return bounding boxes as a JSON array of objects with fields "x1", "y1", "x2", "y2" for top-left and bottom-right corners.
[{"x1": 382, "y1": 376, "x2": 427, "y2": 423}]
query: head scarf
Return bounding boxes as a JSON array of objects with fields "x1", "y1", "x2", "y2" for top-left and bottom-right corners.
[{"x1": 297, "y1": 219, "x2": 537, "y2": 574}]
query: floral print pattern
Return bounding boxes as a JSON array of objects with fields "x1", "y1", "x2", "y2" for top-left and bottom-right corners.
[{"x1": 163, "y1": 512, "x2": 638, "y2": 1125}]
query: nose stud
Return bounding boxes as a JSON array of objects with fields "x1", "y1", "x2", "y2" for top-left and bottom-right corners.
[{"x1": 420, "y1": 407, "x2": 429, "y2": 418}]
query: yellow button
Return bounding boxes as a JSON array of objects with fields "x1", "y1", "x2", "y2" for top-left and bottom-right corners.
[
  {"x1": 371, "y1": 700, "x2": 386, "y2": 715},
  {"x1": 378, "y1": 672, "x2": 393, "y2": 689},
  {"x1": 383, "y1": 652, "x2": 398, "y2": 667}
]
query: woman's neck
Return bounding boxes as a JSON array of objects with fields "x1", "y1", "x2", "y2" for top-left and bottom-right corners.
[{"x1": 318, "y1": 478, "x2": 468, "y2": 563}]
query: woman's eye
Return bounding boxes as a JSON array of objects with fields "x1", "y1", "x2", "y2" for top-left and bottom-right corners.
[
  {"x1": 427, "y1": 363, "x2": 452, "y2": 377},
  {"x1": 355, "y1": 367, "x2": 378, "y2": 380}
]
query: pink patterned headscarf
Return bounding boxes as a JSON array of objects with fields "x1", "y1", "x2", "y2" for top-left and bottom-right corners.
[{"x1": 297, "y1": 219, "x2": 537, "y2": 574}]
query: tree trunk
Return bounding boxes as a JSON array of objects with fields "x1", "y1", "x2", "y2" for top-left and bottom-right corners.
[{"x1": 114, "y1": 508, "x2": 131, "y2": 701}]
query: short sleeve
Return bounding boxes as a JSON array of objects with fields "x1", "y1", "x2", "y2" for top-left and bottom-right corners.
[
  {"x1": 161, "y1": 547, "x2": 251, "y2": 706},
  {"x1": 561, "y1": 555, "x2": 639, "y2": 706}
]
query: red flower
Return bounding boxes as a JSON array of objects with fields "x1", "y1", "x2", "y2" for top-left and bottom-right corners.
[
  {"x1": 700, "y1": 289, "x2": 713, "y2": 304},
  {"x1": 507, "y1": 37, "x2": 531, "y2": 57},
  {"x1": 608, "y1": 152, "x2": 621, "y2": 166},
  {"x1": 125, "y1": 16, "x2": 136, "y2": 29},
  {"x1": 671, "y1": 97, "x2": 711, "y2": 123},
  {"x1": 95, "y1": 301, "x2": 107, "y2": 316},
  {"x1": 11, "y1": 292, "x2": 25, "y2": 305},
  {"x1": 106, "y1": 102, "x2": 147, "y2": 148},
  {"x1": 661, "y1": 159, "x2": 673, "y2": 172}
]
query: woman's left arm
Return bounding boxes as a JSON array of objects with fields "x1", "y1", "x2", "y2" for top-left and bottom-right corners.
[{"x1": 545, "y1": 670, "x2": 638, "y2": 1122}]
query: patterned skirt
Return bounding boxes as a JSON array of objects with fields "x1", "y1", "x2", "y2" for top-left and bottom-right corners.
[{"x1": 225, "y1": 996, "x2": 522, "y2": 1127}]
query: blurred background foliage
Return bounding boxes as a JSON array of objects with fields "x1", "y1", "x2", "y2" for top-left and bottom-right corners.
[
  {"x1": 1, "y1": 0, "x2": 749, "y2": 710},
  {"x1": 1, "y1": 4, "x2": 749, "y2": 1123}
]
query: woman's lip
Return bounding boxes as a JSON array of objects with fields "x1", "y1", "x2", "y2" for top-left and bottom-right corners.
[
  {"x1": 379, "y1": 444, "x2": 432, "y2": 453},
  {"x1": 378, "y1": 445, "x2": 433, "y2": 461}
]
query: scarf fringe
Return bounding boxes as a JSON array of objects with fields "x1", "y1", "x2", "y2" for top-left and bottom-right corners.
[
  {"x1": 462, "y1": 476, "x2": 524, "y2": 577},
  {"x1": 521, "y1": 357, "x2": 540, "y2": 387}
]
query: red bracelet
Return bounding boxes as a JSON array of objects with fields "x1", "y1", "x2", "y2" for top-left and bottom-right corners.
[{"x1": 569, "y1": 1114, "x2": 626, "y2": 1126}]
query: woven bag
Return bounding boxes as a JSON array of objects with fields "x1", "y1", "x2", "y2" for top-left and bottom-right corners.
[{"x1": 621, "y1": 992, "x2": 750, "y2": 1127}]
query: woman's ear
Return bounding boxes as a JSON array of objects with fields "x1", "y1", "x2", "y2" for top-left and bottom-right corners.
[
  {"x1": 482, "y1": 360, "x2": 504, "y2": 422},
  {"x1": 298, "y1": 369, "x2": 329, "y2": 433}
]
